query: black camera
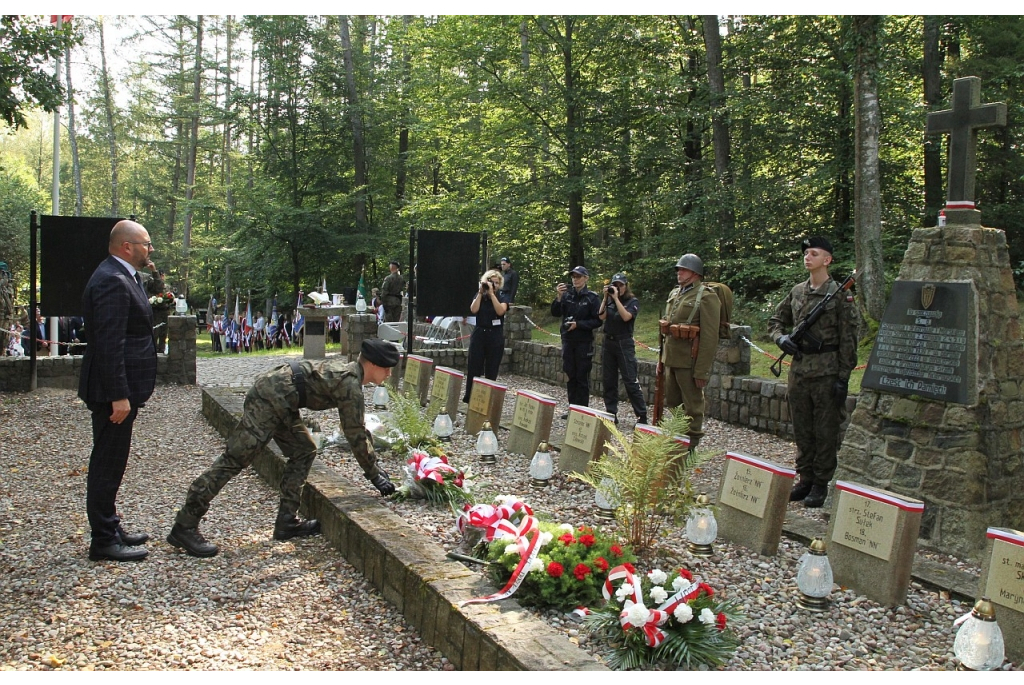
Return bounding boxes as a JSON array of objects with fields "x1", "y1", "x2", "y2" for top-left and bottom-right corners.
[
  {"x1": 560, "y1": 316, "x2": 575, "y2": 335},
  {"x1": 480, "y1": 281, "x2": 491, "y2": 292},
  {"x1": 605, "y1": 285, "x2": 616, "y2": 295}
]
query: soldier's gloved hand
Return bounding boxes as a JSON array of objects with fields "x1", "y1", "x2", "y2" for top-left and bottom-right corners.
[
  {"x1": 369, "y1": 472, "x2": 396, "y2": 497},
  {"x1": 777, "y1": 334, "x2": 799, "y2": 356},
  {"x1": 832, "y1": 379, "x2": 849, "y2": 409}
]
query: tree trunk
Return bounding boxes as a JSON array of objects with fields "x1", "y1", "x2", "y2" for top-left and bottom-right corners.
[
  {"x1": 923, "y1": 15, "x2": 943, "y2": 226},
  {"x1": 181, "y1": 15, "x2": 204, "y2": 295},
  {"x1": 853, "y1": 15, "x2": 885, "y2": 322},
  {"x1": 340, "y1": 16, "x2": 369, "y2": 232},
  {"x1": 64, "y1": 43, "x2": 83, "y2": 216},
  {"x1": 98, "y1": 17, "x2": 120, "y2": 216},
  {"x1": 702, "y1": 15, "x2": 735, "y2": 252},
  {"x1": 563, "y1": 17, "x2": 585, "y2": 268},
  {"x1": 225, "y1": 15, "x2": 234, "y2": 210},
  {"x1": 395, "y1": 16, "x2": 411, "y2": 205}
]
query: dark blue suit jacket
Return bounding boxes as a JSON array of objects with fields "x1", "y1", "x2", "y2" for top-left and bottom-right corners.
[{"x1": 78, "y1": 255, "x2": 157, "y2": 406}]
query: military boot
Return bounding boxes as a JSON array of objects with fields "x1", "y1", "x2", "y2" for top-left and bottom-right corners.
[
  {"x1": 273, "y1": 511, "x2": 321, "y2": 541},
  {"x1": 803, "y1": 484, "x2": 828, "y2": 509},
  {"x1": 167, "y1": 523, "x2": 219, "y2": 557},
  {"x1": 789, "y1": 478, "x2": 814, "y2": 502}
]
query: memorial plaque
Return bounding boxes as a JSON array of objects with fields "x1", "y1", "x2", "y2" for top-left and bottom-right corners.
[
  {"x1": 507, "y1": 390, "x2": 556, "y2": 457},
  {"x1": 984, "y1": 529, "x2": 1024, "y2": 613},
  {"x1": 465, "y1": 378, "x2": 507, "y2": 435},
  {"x1": 826, "y1": 481, "x2": 924, "y2": 605},
  {"x1": 402, "y1": 354, "x2": 434, "y2": 407},
  {"x1": 430, "y1": 366, "x2": 463, "y2": 421},
  {"x1": 558, "y1": 405, "x2": 615, "y2": 474},
  {"x1": 304, "y1": 320, "x2": 325, "y2": 336},
  {"x1": 715, "y1": 452, "x2": 796, "y2": 556},
  {"x1": 861, "y1": 280, "x2": 977, "y2": 404}
]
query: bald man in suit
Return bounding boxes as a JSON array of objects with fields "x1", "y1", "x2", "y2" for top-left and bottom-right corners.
[{"x1": 79, "y1": 220, "x2": 158, "y2": 562}]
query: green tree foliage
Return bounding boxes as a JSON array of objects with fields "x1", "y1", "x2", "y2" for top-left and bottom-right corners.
[{"x1": 0, "y1": 16, "x2": 77, "y2": 130}]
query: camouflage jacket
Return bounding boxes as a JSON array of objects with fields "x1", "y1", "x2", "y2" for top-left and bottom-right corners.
[
  {"x1": 661, "y1": 282, "x2": 721, "y2": 379},
  {"x1": 381, "y1": 272, "x2": 405, "y2": 304},
  {"x1": 265, "y1": 358, "x2": 381, "y2": 479},
  {"x1": 768, "y1": 277, "x2": 858, "y2": 381}
]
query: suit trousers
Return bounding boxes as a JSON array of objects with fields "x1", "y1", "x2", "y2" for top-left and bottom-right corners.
[
  {"x1": 175, "y1": 386, "x2": 316, "y2": 528},
  {"x1": 463, "y1": 327, "x2": 504, "y2": 402},
  {"x1": 86, "y1": 402, "x2": 140, "y2": 545},
  {"x1": 562, "y1": 339, "x2": 594, "y2": 407},
  {"x1": 663, "y1": 365, "x2": 706, "y2": 443},
  {"x1": 602, "y1": 337, "x2": 647, "y2": 418}
]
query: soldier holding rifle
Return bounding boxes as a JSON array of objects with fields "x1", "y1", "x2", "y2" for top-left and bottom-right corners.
[{"x1": 768, "y1": 237, "x2": 858, "y2": 509}]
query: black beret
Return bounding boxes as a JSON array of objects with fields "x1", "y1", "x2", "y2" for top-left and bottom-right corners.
[
  {"x1": 362, "y1": 339, "x2": 399, "y2": 367},
  {"x1": 801, "y1": 236, "x2": 833, "y2": 254}
]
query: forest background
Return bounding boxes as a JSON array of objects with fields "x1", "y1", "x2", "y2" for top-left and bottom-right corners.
[{"x1": 1, "y1": 14, "x2": 1021, "y2": 338}]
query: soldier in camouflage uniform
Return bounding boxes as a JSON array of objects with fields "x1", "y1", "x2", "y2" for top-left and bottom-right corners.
[
  {"x1": 381, "y1": 260, "x2": 405, "y2": 323},
  {"x1": 660, "y1": 254, "x2": 720, "y2": 447},
  {"x1": 768, "y1": 236, "x2": 858, "y2": 508},
  {"x1": 167, "y1": 339, "x2": 400, "y2": 557}
]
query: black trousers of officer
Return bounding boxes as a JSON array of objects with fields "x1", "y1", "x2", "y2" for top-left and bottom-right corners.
[
  {"x1": 602, "y1": 336, "x2": 647, "y2": 418},
  {"x1": 562, "y1": 339, "x2": 594, "y2": 406},
  {"x1": 86, "y1": 402, "x2": 140, "y2": 545},
  {"x1": 464, "y1": 326, "x2": 504, "y2": 402}
]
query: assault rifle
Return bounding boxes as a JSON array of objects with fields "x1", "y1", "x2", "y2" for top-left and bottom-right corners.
[{"x1": 770, "y1": 271, "x2": 857, "y2": 378}]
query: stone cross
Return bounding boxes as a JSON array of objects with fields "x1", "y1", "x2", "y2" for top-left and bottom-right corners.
[{"x1": 926, "y1": 76, "x2": 1006, "y2": 211}]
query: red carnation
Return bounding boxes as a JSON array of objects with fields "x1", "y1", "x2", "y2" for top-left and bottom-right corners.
[
  {"x1": 546, "y1": 561, "x2": 564, "y2": 578},
  {"x1": 558, "y1": 533, "x2": 576, "y2": 546},
  {"x1": 610, "y1": 544, "x2": 624, "y2": 557},
  {"x1": 699, "y1": 582, "x2": 715, "y2": 597},
  {"x1": 454, "y1": 475, "x2": 464, "y2": 487},
  {"x1": 578, "y1": 534, "x2": 596, "y2": 548},
  {"x1": 594, "y1": 556, "x2": 609, "y2": 571},
  {"x1": 623, "y1": 562, "x2": 636, "y2": 573},
  {"x1": 716, "y1": 612, "x2": 727, "y2": 631},
  {"x1": 678, "y1": 568, "x2": 693, "y2": 581},
  {"x1": 573, "y1": 564, "x2": 592, "y2": 581}
]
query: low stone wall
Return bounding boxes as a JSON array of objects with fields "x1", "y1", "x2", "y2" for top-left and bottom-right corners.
[{"x1": 0, "y1": 315, "x2": 197, "y2": 392}]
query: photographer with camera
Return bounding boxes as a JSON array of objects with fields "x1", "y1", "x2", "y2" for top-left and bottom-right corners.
[
  {"x1": 599, "y1": 273, "x2": 647, "y2": 425},
  {"x1": 463, "y1": 269, "x2": 510, "y2": 403},
  {"x1": 551, "y1": 266, "x2": 602, "y2": 411}
]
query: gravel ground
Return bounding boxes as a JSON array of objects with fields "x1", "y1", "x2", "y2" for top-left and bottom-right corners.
[{"x1": 1, "y1": 351, "x2": 1019, "y2": 671}]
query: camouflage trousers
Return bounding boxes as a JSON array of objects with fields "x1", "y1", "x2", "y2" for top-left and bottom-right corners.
[
  {"x1": 663, "y1": 365, "x2": 706, "y2": 444},
  {"x1": 175, "y1": 378, "x2": 316, "y2": 528},
  {"x1": 787, "y1": 373, "x2": 845, "y2": 487}
]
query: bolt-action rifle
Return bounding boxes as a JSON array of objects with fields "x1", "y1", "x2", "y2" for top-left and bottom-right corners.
[
  {"x1": 770, "y1": 271, "x2": 857, "y2": 378},
  {"x1": 653, "y1": 327, "x2": 666, "y2": 423}
]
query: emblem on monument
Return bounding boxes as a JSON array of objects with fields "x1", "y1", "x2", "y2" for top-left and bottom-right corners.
[{"x1": 921, "y1": 283, "x2": 935, "y2": 310}]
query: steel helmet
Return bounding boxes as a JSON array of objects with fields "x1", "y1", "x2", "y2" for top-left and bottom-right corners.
[{"x1": 674, "y1": 253, "x2": 704, "y2": 276}]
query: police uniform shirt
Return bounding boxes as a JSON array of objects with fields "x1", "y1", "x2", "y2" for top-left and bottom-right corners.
[
  {"x1": 550, "y1": 287, "x2": 602, "y2": 342},
  {"x1": 603, "y1": 296, "x2": 639, "y2": 338}
]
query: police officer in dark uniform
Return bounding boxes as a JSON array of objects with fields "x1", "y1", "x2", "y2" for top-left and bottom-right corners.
[
  {"x1": 599, "y1": 272, "x2": 647, "y2": 425},
  {"x1": 768, "y1": 236, "x2": 857, "y2": 508},
  {"x1": 167, "y1": 339, "x2": 400, "y2": 557},
  {"x1": 551, "y1": 266, "x2": 602, "y2": 409}
]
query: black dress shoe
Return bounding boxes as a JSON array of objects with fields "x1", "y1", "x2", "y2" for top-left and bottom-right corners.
[
  {"x1": 167, "y1": 524, "x2": 219, "y2": 557},
  {"x1": 790, "y1": 478, "x2": 813, "y2": 502},
  {"x1": 273, "y1": 514, "x2": 321, "y2": 541},
  {"x1": 117, "y1": 526, "x2": 150, "y2": 546},
  {"x1": 803, "y1": 484, "x2": 829, "y2": 509},
  {"x1": 89, "y1": 542, "x2": 148, "y2": 562}
]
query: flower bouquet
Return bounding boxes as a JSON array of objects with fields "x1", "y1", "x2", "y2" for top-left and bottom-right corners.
[
  {"x1": 583, "y1": 565, "x2": 742, "y2": 670},
  {"x1": 149, "y1": 291, "x2": 175, "y2": 309},
  {"x1": 454, "y1": 495, "x2": 534, "y2": 555},
  {"x1": 394, "y1": 446, "x2": 473, "y2": 504},
  {"x1": 483, "y1": 521, "x2": 636, "y2": 611}
]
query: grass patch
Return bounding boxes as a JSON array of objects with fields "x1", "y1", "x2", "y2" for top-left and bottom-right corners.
[{"x1": 195, "y1": 335, "x2": 346, "y2": 358}]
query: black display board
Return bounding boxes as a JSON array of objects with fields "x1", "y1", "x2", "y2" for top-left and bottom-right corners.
[
  {"x1": 415, "y1": 230, "x2": 482, "y2": 317},
  {"x1": 861, "y1": 281, "x2": 975, "y2": 404},
  {"x1": 40, "y1": 215, "x2": 123, "y2": 316}
]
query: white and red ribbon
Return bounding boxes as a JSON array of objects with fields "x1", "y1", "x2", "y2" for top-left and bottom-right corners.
[
  {"x1": 602, "y1": 565, "x2": 703, "y2": 647},
  {"x1": 456, "y1": 499, "x2": 534, "y2": 540},
  {"x1": 460, "y1": 515, "x2": 542, "y2": 606},
  {"x1": 408, "y1": 450, "x2": 456, "y2": 485}
]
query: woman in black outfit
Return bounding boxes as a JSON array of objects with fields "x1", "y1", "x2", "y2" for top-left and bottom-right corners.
[{"x1": 463, "y1": 269, "x2": 510, "y2": 403}]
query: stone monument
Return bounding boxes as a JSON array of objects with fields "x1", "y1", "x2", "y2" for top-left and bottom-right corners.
[
  {"x1": 402, "y1": 353, "x2": 434, "y2": 407},
  {"x1": 715, "y1": 451, "x2": 795, "y2": 557},
  {"x1": 429, "y1": 366, "x2": 464, "y2": 421},
  {"x1": 978, "y1": 527, "x2": 1024, "y2": 664},
  {"x1": 506, "y1": 389, "x2": 556, "y2": 457},
  {"x1": 835, "y1": 76, "x2": 1023, "y2": 557},
  {"x1": 464, "y1": 378, "x2": 507, "y2": 435},
  {"x1": 558, "y1": 405, "x2": 615, "y2": 475}
]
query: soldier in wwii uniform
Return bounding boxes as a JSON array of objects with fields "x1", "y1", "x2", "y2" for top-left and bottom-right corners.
[
  {"x1": 167, "y1": 339, "x2": 400, "y2": 557},
  {"x1": 660, "y1": 253, "x2": 720, "y2": 448},
  {"x1": 768, "y1": 236, "x2": 857, "y2": 508},
  {"x1": 381, "y1": 260, "x2": 405, "y2": 323}
]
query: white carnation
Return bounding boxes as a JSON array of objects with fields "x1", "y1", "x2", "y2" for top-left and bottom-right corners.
[
  {"x1": 558, "y1": 523, "x2": 574, "y2": 532},
  {"x1": 615, "y1": 582, "x2": 635, "y2": 602},
  {"x1": 503, "y1": 543, "x2": 520, "y2": 556},
  {"x1": 538, "y1": 532, "x2": 554, "y2": 548},
  {"x1": 647, "y1": 569, "x2": 668, "y2": 585},
  {"x1": 529, "y1": 558, "x2": 544, "y2": 573},
  {"x1": 625, "y1": 602, "x2": 651, "y2": 627},
  {"x1": 649, "y1": 586, "x2": 668, "y2": 604},
  {"x1": 673, "y1": 603, "x2": 694, "y2": 623},
  {"x1": 671, "y1": 576, "x2": 690, "y2": 592},
  {"x1": 699, "y1": 607, "x2": 716, "y2": 625}
]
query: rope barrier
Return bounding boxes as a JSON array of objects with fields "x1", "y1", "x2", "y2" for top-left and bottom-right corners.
[
  {"x1": 523, "y1": 314, "x2": 662, "y2": 353},
  {"x1": 739, "y1": 334, "x2": 867, "y2": 371}
]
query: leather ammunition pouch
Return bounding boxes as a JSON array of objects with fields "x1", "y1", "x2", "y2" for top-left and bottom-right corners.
[{"x1": 670, "y1": 323, "x2": 700, "y2": 340}]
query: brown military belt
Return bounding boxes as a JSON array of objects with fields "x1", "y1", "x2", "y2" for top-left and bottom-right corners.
[{"x1": 288, "y1": 360, "x2": 307, "y2": 408}]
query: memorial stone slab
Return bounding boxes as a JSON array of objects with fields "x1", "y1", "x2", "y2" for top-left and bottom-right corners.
[
  {"x1": 633, "y1": 423, "x2": 691, "y2": 486},
  {"x1": 506, "y1": 389, "x2": 556, "y2": 457},
  {"x1": 558, "y1": 405, "x2": 615, "y2": 475},
  {"x1": 979, "y1": 527, "x2": 1024, "y2": 664},
  {"x1": 402, "y1": 353, "x2": 435, "y2": 407},
  {"x1": 826, "y1": 481, "x2": 924, "y2": 605},
  {"x1": 861, "y1": 280, "x2": 977, "y2": 405},
  {"x1": 387, "y1": 353, "x2": 405, "y2": 391},
  {"x1": 715, "y1": 452, "x2": 796, "y2": 557},
  {"x1": 429, "y1": 366, "x2": 464, "y2": 421},
  {"x1": 464, "y1": 378, "x2": 507, "y2": 435}
]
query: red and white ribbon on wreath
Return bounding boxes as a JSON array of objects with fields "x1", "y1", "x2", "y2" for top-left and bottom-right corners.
[
  {"x1": 460, "y1": 515, "x2": 542, "y2": 607},
  {"x1": 603, "y1": 565, "x2": 702, "y2": 648},
  {"x1": 455, "y1": 499, "x2": 534, "y2": 540},
  {"x1": 408, "y1": 450, "x2": 456, "y2": 484}
]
